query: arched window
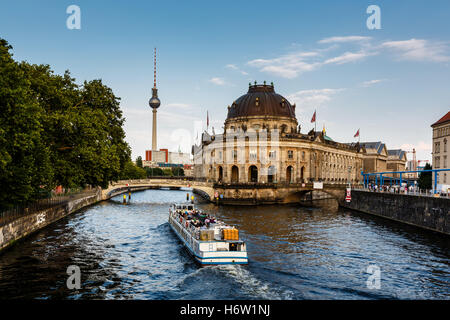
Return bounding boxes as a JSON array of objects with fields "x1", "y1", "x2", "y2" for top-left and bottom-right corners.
[
  {"x1": 218, "y1": 166, "x2": 223, "y2": 182},
  {"x1": 248, "y1": 165, "x2": 258, "y2": 183},
  {"x1": 286, "y1": 166, "x2": 294, "y2": 183},
  {"x1": 231, "y1": 165, "x2": 239, "y2": 183}
]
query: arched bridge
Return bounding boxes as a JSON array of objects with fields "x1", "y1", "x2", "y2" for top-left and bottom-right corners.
[
  {"x1": 102, "y1": 178, "x2": 215, "y2": 201},
  {"x1": 213, "y1": 182, "x2": 351, "y2": 205},
  {"x1": 103, "y1": 179, "x2": 351, "y2": 205}
]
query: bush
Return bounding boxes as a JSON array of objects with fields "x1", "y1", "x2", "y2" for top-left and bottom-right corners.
[
  {"x1": 145, "y1": 167, "x2": 164, "y2": 176},
  {"x1": 120, "y1": 161, "x2": 146, "y2": 179}
]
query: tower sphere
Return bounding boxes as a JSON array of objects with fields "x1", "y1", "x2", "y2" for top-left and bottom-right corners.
[{"x1": 149, "y1": 88, "x2": 160, "y2": 109}]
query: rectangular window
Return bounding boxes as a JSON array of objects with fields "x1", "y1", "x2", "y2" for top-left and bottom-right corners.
[
  {"x1": 232, "y1": 150, "x2": 237, "y2": 160},
  {"x1": 269, "y1": 150, "x2": 277, "y2": 160},
  {"x1": 249, "y1": 150, "x2": 257, "y2": 161},
  {"x1": 435, "y1": 142, "x2": 440, "y2": 154},
  {"x1": 288, "y1": 150, "x2": 293, "y2": 159}
]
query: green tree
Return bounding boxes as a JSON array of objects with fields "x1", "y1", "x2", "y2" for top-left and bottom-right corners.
[
  {"x1": 418, "y1": 163, "x2": 432, "y2": 190},
  {"x1": 145, "y1": 167, "x2": 164, "y2": 176},
  {"x1": 120, "y1": 161, "x2": 147, "y2": 179},
  {"x1": 136, "y1": 156, "x2": 143, "y2": 168},
  {"x1": 0, "y1": 39, "x2": 53, "y2": 208},
  {"x1": 21, "y1": 58, "x2": 131, "y2": 189},
  {"x1": 0, "y1": 38, "x2": 131, "y2": 208},
  {"x1": 172, "y1": 167, "x2": 184, "y2": 176}
]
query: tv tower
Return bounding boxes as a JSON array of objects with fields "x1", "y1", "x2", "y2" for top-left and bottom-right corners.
[{"x1": 149, "y1": 48, "x2": 161, "y2": 151}]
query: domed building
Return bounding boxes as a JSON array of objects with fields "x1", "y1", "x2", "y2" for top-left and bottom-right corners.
[
  {"x1": 225, "y1": 82, "x2": 298, "y2": 134},
  {"x1": 192, "y1": 82, "x2": 365, "y2": 204}
]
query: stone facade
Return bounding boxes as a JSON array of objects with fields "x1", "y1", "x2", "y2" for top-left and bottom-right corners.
[
  {"x1": 193, "y1": 83, "x2": 364, "y2": 188},
  {"x1": 193, "y1": 130, "x2": 364, "y2": 185},
  {"x1": 431, "y1": 111, "x2": 450, "y2": 190},
  {"x1": 358, "y1": 142, "x2": 388, "y2": 173},
  {"x1": 387, "y1": 149, "x2": 407, "y2": 177}
]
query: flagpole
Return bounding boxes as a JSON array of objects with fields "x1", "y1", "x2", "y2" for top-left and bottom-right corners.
[{"x1": 315, "y1": 109, "x2": 317, "y2": 133}]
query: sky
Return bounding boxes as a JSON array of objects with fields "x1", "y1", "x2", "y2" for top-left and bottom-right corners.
[{"x1": 1, "y1": 0, "x2": 449, "y2": 162}]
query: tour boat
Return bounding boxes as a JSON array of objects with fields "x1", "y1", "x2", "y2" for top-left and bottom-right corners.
[{"x1": 168, "y1": 203, "x2": 248, "y2": 265}]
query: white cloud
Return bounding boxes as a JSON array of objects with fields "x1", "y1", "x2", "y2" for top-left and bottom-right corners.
[
  {"x1": 225, "y1": 64, "x2": 249, "y2": 75},
  {"x1": 209, "y1": 77, "x2": 227, "y2": 86},
  {"x1": 381, "y1": 39, "x2": 450, "y2": 62},
  {"x1": 361, "y1": 79, "x2": 387, "y2": 87},
  {"x1": 247, "y1": 51, "x2": 322, "y2": 78},
  {"x1": 318, "y1": 36, "x2": 372, "y2": 44},
  {"x1": 323, "y1": 51, "x2": 374, "y2": 65},
  {"x1": 246, "y1": 36, "x2": 449, "y2": 79},
  {"x1": 287, "y1": 88, "x2": 345, "y2": 112},
  {"x1": 247, "y1": 47, "x2": 373, "y2": 78}
]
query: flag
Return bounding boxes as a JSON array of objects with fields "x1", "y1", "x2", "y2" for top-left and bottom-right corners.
[
  {"x1": 311, "y1": 111, "x2": 316, "y2": 123},
  {"x1": 354, "y1": 129, "x2": 360, "y2": 138}
]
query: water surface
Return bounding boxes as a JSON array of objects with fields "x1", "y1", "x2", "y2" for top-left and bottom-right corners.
[{"x1": 0, "y1": 189, "x2": 448, "y2": 299}]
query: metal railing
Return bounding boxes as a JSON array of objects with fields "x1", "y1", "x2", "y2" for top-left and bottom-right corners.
[
  {"x1": 352, "y1": 187, "x2": 450, "y2": 199},
  {"x1": 0, "y1": 189, "x2": 99, "y2": 227}
]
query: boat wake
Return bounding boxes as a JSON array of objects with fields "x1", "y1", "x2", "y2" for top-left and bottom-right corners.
[{"x1": 215, "y1": 265, "x2": 295, "y2": 300}]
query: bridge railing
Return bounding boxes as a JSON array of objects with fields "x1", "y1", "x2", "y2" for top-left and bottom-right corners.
[
  {"x1": 213, "y1": 182, "x2": 357, "y2": 189},
  {"x1": 353, "y1": 187, "x2": 449, "y2": 198},
  {"x1": 109, "y1": 179, "x2": 211, "y2": 187}
]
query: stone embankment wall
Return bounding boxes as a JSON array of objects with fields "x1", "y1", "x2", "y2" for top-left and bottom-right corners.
[
  {"x1": 0, "y1": 191, "x2": 102, "y2": 252},
  {"x1": 341, "y1": 190, "x2": 449, "y2": 235}
]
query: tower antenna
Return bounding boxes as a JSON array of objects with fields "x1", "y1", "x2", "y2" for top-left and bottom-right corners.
[
  {"x1": 154, "y1": 47, "x2": 157, "y2": 88},
  {"x1": 149, "y1": 47, "x2": 161, "y2": 151}
]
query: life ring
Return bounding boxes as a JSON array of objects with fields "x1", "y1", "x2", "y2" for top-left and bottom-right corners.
[
  {"x1": 179, "y1": 217, "x2": 182, "y2": 223},
  {"x1": 185, "y1": 221, "x2": 189, "y2": 228}
]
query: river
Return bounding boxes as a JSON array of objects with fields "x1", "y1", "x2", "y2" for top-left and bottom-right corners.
[{"x1": 0, "y1": 188, "x2": 448, "y2": 299}]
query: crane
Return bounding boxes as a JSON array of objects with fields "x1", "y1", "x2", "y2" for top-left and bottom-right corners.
[{"x1": 405, "y1": 149, "x2": 417, "y2": 178}]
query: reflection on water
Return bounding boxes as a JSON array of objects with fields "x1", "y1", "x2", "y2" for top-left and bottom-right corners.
[{"x1": 0, "y1": 189, "x2": 448, "y2": 299}]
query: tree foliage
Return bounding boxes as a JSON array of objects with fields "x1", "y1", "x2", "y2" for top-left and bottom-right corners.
[
  {"x1": 135, "y1": 156, "x2": 143, "y2": 168},
  {"x1": 171, "y1": 167, "x2": 184, "y2": 176},
  {"x1": 418, "y1": 163, "x2": 432, "y2": 190},
  {"x1": 0, "y1": 39, "x2": 131, "y2": 208},
  {"x1": 145, "y1": 167, "x2": 164, "y2": 176},
  {"x1": 120, "y1": 161, "x2": 147, "y2": 180}
]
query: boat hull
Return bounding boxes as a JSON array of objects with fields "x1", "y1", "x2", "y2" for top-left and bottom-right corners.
[{"x1": 168, "y1": 212, "x2": 248, "y2": 266}]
